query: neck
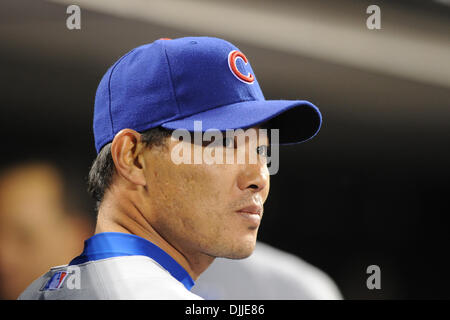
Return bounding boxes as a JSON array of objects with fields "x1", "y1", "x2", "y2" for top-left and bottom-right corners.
[{"x1": 94, "y1": 190, "x2": 213, "y2": 281}]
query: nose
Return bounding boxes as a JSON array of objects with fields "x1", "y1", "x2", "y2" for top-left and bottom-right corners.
[
  {"x1": 237, "y1": 164, "x2": 269, "y2": 193},
  {"x1": 235, "y1": 127, "x2": 270, "y2": 194}
]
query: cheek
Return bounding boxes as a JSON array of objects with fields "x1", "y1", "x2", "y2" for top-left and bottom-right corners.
[
  {"x1": 146, "y1": 157, "x2": 232, "y2": 218},
  {"x1": 173, "y1": 165, "x2": 232, "y2": 215},
  {"x1": 145, "y1": 163, "x2": 238, "y2": 248}
]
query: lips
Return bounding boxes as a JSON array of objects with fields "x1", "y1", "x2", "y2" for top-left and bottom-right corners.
[{"x1": 237, "y1": 204, "x2": 263, "y2": 216}]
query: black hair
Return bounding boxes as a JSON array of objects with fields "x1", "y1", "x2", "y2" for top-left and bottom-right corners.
[{"x1": 87, "y1": 127, "x2": 172, "y2": 212}]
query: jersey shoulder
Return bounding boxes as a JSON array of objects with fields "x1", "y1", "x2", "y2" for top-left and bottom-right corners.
[
  {"x1": 19, "y1": 255, "x2": 203, "y2": 300},
  {"x1": 193, "y1": 242, "x2": 342, "y2": 300}
]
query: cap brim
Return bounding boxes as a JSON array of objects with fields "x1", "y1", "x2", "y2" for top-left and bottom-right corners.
[{"x1": 161, "y1": 100, "x2": 322, "y2": 145}]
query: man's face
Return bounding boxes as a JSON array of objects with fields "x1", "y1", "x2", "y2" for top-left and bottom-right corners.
[
  {"x1": 140, "y1": 127, "x2": 270, "y2": 260},
  {"x1": 0, "y1": 165, "x2": 89, "y2": 299}
]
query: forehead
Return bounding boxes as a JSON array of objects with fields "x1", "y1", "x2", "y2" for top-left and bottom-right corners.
[
  {"x1": 167, "y1": 126, "x2": 270, "y2": 144},
  {"x1": 233, "y1": 126, "x2": 269, "y2": 142}
]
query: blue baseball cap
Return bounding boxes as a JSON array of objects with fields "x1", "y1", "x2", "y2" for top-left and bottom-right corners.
[{"x1": 93, "y1": 36, "x2": 322, "y2": 153}]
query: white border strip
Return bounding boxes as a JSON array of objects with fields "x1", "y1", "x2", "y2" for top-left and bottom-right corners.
[{"x1": 49, "y1": 0, "x2": 450, "y2": 88}]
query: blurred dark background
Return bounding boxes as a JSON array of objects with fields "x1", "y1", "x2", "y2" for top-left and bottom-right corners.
[{"x1": 0, "y1": 0, "x2": 449, "y2": 299}]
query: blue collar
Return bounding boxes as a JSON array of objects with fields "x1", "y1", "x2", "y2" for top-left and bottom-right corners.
[{"x1": 69, "y1": 232, "x2": 195, "y2": 291}]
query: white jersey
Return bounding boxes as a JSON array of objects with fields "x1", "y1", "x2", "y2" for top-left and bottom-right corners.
[
  {"x1": 192, "y1": 241, "x2": 342, "y2": 300},
  {"x1": 18, "y1": 232, "x2": 203, "y2": 300}
]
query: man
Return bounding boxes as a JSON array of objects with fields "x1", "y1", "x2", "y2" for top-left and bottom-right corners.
[
  {"x1": 192, "y1": 241, "x2": 342, "y2": 300},
  {"x1": 0, "y1": 162, "x2": 93, "y2": 299},
  {"x1": 19, "y1": 36, "x2": 322, "y2": 299}
]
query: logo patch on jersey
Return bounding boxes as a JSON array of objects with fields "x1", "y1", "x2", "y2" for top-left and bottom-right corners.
[
  {"x1": 41, "y1": 271, "x2": 68, "y2": 291},
  {"x1": 228, "y1": 50, "x2": 255, "y2": 84}
]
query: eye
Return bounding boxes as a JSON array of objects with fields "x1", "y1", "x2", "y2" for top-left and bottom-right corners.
[{"x1": 257, "y1": 145, "x2": 270, "y2": 157}]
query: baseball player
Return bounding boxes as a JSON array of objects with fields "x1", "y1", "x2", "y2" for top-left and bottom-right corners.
[
  {"x1": 19, "y1": 36, "x2": 322, "y2": 299},
  {"x1": 192, "y1": 241, "x2": 342, "y2": 299}
]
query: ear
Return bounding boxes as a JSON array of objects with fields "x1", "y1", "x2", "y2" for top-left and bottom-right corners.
[{"x1": 110, "y1": 129, "x2": 147, "y2": 187}]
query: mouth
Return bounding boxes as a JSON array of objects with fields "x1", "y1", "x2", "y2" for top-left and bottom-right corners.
[
  {"x1": 236, "y1": 204, "x2": 263, "y2": 216},
  {"x1": 236, "y1": 203, "x2": 263, "y2": 227}
]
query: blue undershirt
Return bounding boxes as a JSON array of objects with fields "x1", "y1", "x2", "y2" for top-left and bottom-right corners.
[{"x1": 69, "y1": 232, "x2": 195, "y2": 291}]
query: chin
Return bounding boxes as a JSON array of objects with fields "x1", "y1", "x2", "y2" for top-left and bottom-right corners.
[
  {"x1": 223, "y1": 236, "x2": 257, "y2": 260},
  {"x1": 231, "y1": 250, "x2": 254, "y2": 260}
]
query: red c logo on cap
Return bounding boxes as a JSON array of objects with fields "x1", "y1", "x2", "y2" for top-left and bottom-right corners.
[{"x1": 228, "y1": 50, "x2": 254, "y2": 84}]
